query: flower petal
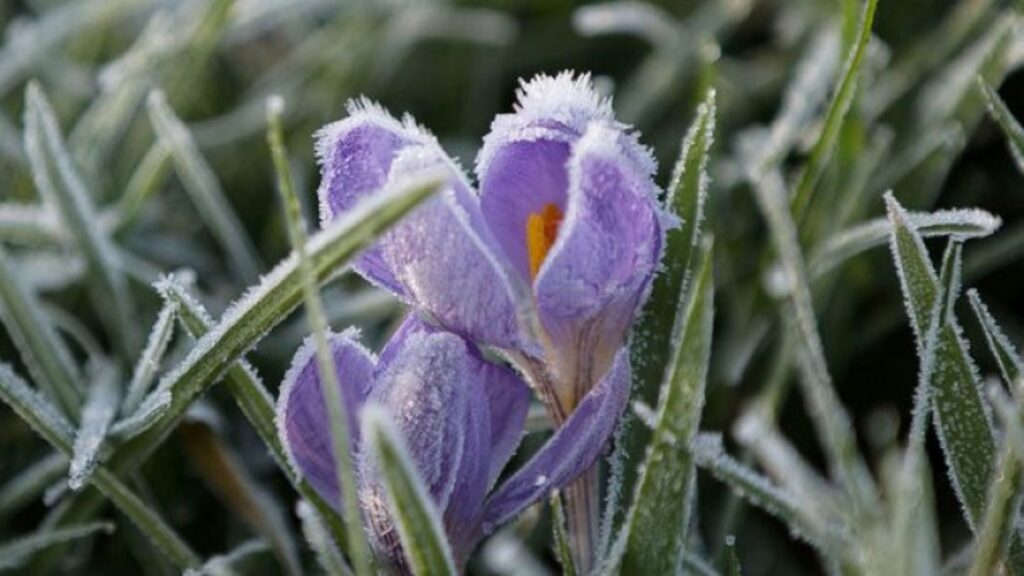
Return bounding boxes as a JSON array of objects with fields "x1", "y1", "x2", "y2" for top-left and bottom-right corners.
[
  {"x1": 476, "y1": 72, "x2": 613, "y2": 281},
  {"x1": 380, "y1": 145, "x2": 526, "y2": 350},
  {"x1": 276, "y1": 329, "x2": 376, "y2": 508},
  {"x1": 534, "y1": 122, "x2": 662, "y2": 390},
  {"x1": 315, "y1": 99, "x2": 431, "y2": 293},
  {"x1": 479, "y1": 348, "x2": 631, "y2": 532},
  {"x1": 478, "y1": 359, "x2": 531, "y2": 487},
  {"x1": 365, "y1": 329, "x2": 473, "y2": 511}
]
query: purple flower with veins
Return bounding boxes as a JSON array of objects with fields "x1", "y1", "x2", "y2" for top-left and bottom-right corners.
[
  {"x1": 277, "y1": 316, "x2": 629, "y2": 571},
  {"x1": 316, "y1": 72, "x2": 666, "y2": 423},
  {"x1": 285, "y1": 70, "x2": 665, "y2": 570}
]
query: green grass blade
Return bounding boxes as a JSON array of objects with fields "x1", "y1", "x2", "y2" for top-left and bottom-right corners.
[
  {"x1": 551, "y1": 493, "x2": 578, "y2": 576},
  {"x1": 690, "y1": 434, "x2": 849, "y2": 560},
  {"x1": 0, "y1": 362, "x2": 201, "y2": 569},
  {"x1": 979, "y1": 79, "x2": 1024, "y2": 176},
  {"x1": 0, "y1": 245, "x2": 82, "y2": 419},
  {"x1": 146, "y1": 90, "x2": 262, "y2": 283},
  {"x1": 68, "y1": 362, "x2": 121, "y2": 491},
  {"x1": 297, "y1": 501, "x2": 353, "y2": 576},
  {"x1": 615, "y1": 238, "x2": 713, "y2": 574},
  {"x1": 790, "y1": 0, "x2": 879, "y2": 223},
  {"x1": 0, "y1": 453, "x2": 66, "y2": 519},
  {"x1": 0, "y1": 204, "x2": 63, "y2": 247},
  {"x1": 111, "y1": 173, "x2": 440, "y2": 471},
  {"x1": 883, "y1": 194, "x2": 1019, "y2": 568},
  {"x1": 967, "y1": 289, "x2": 1023, "y2": 386},
  {"x1": 620, "y1": 89, "x2": 715, "y2": 535},
  {"x1": 752, "y1": 167, "x2": 875, "y2": 509},
  {"x1": 0, "y1": 521, "x2": 114, "y2": 571},
  {"x1": 267, "y1": 96, "x2": 371, "y2": 575},
  {"x1": 362, "y1": 408, "x2": 457, "y2": 575},
  {"x1": 122, "y1": 302, "x2": 178, "y2": 415},
  {"x1": 810, "y1": 208, "x2": 1001, "y2": 277},
  {"x1": 23, "y1": 82, "x2": 136, "y2": 358},
  {"x1": 157, "y1": 275, "x2": 349, "y2": 551}
]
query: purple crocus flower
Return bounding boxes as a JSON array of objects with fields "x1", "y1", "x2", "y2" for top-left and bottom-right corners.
[
  {"x1": 315, "y1": 72, "x2": 665, "y2": 425},
  {"x1": 277, "y1": 316, "x2": 629, "y2": 571}
]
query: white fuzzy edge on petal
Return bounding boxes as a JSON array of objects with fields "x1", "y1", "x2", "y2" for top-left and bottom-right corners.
[
  {"x1": 313, "y1": 97, "x2": 438, "y2": 228},
  {"x1": 274, "y1": 327, "x2": 377, "y2": 480},
  {"x1": 534, "y1": 122, "x2": 662, "y2": 293}
]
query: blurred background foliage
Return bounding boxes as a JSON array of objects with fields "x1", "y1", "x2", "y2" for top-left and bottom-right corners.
[{"x1": 0, "y1": 0, "x2": 1023, "y2": 574}]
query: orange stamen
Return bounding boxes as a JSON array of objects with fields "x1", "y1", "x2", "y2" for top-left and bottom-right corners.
[{"x1": 526, "y1": 203, "x2": 563, "y2": 280}]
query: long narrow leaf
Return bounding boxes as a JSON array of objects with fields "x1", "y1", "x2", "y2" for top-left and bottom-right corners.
[
  {"x1": 122, "y1": 302, "x2": 178, "y2": 415},
  {"x1": 68, "y1": 362, "x2": 121, "y2": 491},
  {"x1": 967, "y1": 289, "x2": 1023, "y2": 386},
  {"x1": 157, "y1": 275, "x2": 348, "y2": 549},
  {"x1": 0, "y1": 245, "x2": 82, "y2": 418},
  {"x1": 24, "y1": 82, "x2": 136, "y2": 358},
  {"x1": 0, "y1": 522, "x2": 114, "y2": 571},
  {"x1": 0, "y1": 362, "x2": 201, "y2": 569},
  {"x1": 614, "y1": 238, "x2": 714, "y2": 573},
  {"x1": 790, "y1": 0, "x2": 879, "y2": 221},
  {"x1": 883, "y1": 194, "x2": 1023, "y2": 570},
  {"x1": 620, "y1": 89, "x2": 715, "y2": 534},
  {"x1": 147, "y1": 90, "x2": 262, "y2": 283},
  {"x1": 362, "y1": 408, "x2": 457, "y2": 575},
  {"x1": 268, "y1": 96, "x2": 371, "y2": 575}
]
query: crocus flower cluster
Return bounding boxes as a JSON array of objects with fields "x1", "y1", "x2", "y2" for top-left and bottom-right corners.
[{"x1": 278, "y1": 72, "x2": 666, "y2": 572}]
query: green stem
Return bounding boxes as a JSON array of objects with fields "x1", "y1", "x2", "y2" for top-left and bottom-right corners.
[{"x1": 969, "y1": 442, "x2": 1023, "y2": 576}]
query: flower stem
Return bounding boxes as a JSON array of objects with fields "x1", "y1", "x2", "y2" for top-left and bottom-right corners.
[{"x1": 563, "y1": 464, "x2": 600, "y2": 575}]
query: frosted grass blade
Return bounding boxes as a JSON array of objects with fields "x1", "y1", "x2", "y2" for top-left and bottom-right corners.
[
  {"x1": 24, "y1": 82, "x2": 135, "y2": 357},
  {"x1": 690, "y1": 434, "x2": 848, "y2": 559},
  {"x1": 632, "y1": 90, "x2": 716, "y2": 405},
  {"x1": 115, "y1": 142, "x2": 172, "y2": 230},
  {"x1": 979, "y1": 79, "x2": 1024, "y2": 175},
  {"x1": 883, "y1": 194, "x2": 1021, "y2": 570},
  {"x1": 614, "y1": 239, "x2": 714, "y2": 574},
  {"x1": 0, "y1": 204, "x2": 64, "y2": 246},
  {"x1": 267, "y1": 96, "x2": 370, "y2": 575},
  {"x1": 810, "y1": 208, "x2": 1002, "y2": 277},
  {"x1": 968, "y1": 436, "x2": 1024, "y2": 575},
  {"x1": 109, "y1": 173, "x2": 439, "y2": 475},
  {"x1": 363, "y1": 408, "x2": 457, "y2": 576},
  {"x1": 0, "y1": 245, "x2": 82, "y2": 418},
  {"x1": 0, "y1": 453, "x2": 66, "y2": 518},
  {"x1": 110, "y1": 390, "x2": 171, "y2": 439},
  {"x1": 551, "y1": 493, "x2": 577, "y2": 576},
  {"x1": 68, "y1": 362, "x2": 121, "y2": 491},
  {"x1": 157, "y1": 275, "x2": 348, "y2": 548},
  {"x1": 0, "y1": 522, "x2": 114, "y2": 570},
  {"x1": 297, "y1": 501, "x2": 353, "y2": 576},
  {"x1": 751, "y1": 167, "x2": 875, "y2": 510},
  {"x1": 147, "y1": 90, "x2": 262, "y2": 283},
  {"x1": 967, "y1": 289, "x2": 1023, "y2": 386},
  {"x1": 187, "y1": 540, "x2": 270, "y2": 576},
  {"x1": 0, "y1": 0, "x2": 150, "y2": 97},
  {"x1": 790, "y1": 0, "x2": 878, "y2": 222},
  {"x1": 122, "y1": 302, "x2": 178, "y2": 415},
  {"x1": 622, "y1": 90, "x2": 715, "y2": 532},
  {"x1": 0, "y1": 362, "x2": 201, "y2": 569}
]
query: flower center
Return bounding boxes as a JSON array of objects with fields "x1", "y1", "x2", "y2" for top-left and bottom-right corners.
[{"x1": 525, "y1": 203, "x2": 563, "y2": 281}]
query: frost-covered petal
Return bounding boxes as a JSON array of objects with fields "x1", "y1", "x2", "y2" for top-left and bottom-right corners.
[
  {"x1": 534, "y1": 122, "x2": 662, "y2": 391},
  {"x1": 380, "y1": 145, "x2": 525, "y2": 350},
  {"x1": 364, "y1": 329, "x2": 473, "y2": 516},
  {"x1": 276, "y1": 329, "x2": 376, "y2": 508},
  {"x1": 476, "y1": 72, "x2": 614, "y2": 281},
  {"x1": 478, "y1": 359, "x2": 531, "y2": 487},
  {"x1": 479, "y1": 348, "x2": 631, "y2": 532},
  {"x1": 315, "y1": 99, "x2": 432, "y2": 293}
]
